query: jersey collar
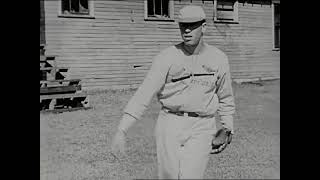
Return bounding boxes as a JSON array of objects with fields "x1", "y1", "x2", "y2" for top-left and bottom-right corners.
[{"x1": 180, "y1": 40, "x2": 207, "y2": 55}]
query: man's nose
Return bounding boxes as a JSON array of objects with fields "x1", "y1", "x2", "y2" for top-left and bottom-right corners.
[{"x1": 185, "y1": 28, "x2": 191, "y2": 33}]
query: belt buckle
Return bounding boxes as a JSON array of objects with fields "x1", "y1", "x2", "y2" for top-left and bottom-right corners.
[
  {"x1": 176, "y1": 111, "x2": 187, "y2": 117},
  {"x1": 165, "y1": 109, "x2": 198, "y2": 117},
  {"x1": 183, "y1": 112, "x2": 188, "y2": 117}
]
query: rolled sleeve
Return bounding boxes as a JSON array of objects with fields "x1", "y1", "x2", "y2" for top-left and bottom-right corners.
[
  {"x1": 216, "y1": 56, "x2": 235, "y2": 133},
  {"x1": 124, "y1": 50, "x2": 170, "y2": 120}
]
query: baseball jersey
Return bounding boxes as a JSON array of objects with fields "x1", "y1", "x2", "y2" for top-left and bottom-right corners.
[{"x1": 123, "y1": 42, "x2": 235, "y2": 132}]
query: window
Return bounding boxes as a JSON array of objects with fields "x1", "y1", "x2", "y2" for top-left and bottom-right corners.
[
  {"x1": 58, "y1": 0, "x2": 94, "y2": 18},
  {"x1": 273, "y1": 3, "x2": 280, "y2": 50},
  {"x1": 213, "y1": 0, "x2": 239, "y2": 23},
  {"x1": 144, "y1": 0, "x2": 174, "y2": 21}
]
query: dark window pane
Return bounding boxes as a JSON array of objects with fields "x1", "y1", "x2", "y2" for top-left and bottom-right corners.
[
  {"x1": 274, "y1": 4, "x2": 280, "y2": 48},
  {"x1": 62, "y1": 0, "x2": 90, "y2": 15},
  {"x1": 218, "y1": 0, "x2": 235, "y2": 8},
  {"x1": 71, "y1": 0, "x2": 79, "y2": 13},
  {"x1": 274, "y1": 4, "x2": 280, "y2": 24},
  {"x1": 80, "y1": 0, "x2": 88, "y2": 9},
  {"x1": 274, "y1": 26, "x2": 280, "y2": 48},
  {"x1": 147, "y1": 0, "x2": 170, "y2": 18},
  {"x1": 155, "y1": 0, "x2": 161, "y2": 15},
  {"x1": 79, "y1": 0, "x2": 89, "y2": 14},
  {"x1": 62, "y1": 0, "x2": 70, "y2": 13},
  {"x1": 147, "y1": 0, "x2": 154, "y2": 16},
  {"x1": 216, "y1": 0, "x2": 235, "y2": 21},
  {"x1": 162, "y1": 0, "x2": 169, "y2": 17}
]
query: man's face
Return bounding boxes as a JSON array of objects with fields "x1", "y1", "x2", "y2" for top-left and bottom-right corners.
[{"x1": 179, "y1": 20, "x2": 206, "y2": 46}]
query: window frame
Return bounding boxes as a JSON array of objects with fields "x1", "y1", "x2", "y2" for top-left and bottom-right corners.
[
  {"x1": 144, "y1": 0, "x2": 174, "y2": 22},
  {"x1": 58, "y1": 0, "x2": 95, "y2": 19},
  {"x1": 272, "y1": 1, "x2": 280, "y2": 51},
  {"x1": 213, "y1": 0, "x2": 239, "y2": 24}
]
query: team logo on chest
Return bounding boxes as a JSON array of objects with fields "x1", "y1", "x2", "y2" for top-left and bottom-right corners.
[
  {"x1": 168, "y1": 63, "x2": 218, "y2": 88},
  {"x1": 189, "y1": 64, "x2": 218, "y2": 87}
]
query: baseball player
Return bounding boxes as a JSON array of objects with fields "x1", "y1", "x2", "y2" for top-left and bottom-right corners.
[{"x1": 111, "y1": 5, "x2": 235, "y2": 179}]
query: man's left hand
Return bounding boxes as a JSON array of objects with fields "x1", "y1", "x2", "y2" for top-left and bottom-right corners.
[{"x1": 210, "y1": 128, "x2": 232, "y2": 154}]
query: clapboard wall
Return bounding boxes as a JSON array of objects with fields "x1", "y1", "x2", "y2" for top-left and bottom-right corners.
[{"x1": 43, "y1": 0, "x2": 280, "y2": 90}]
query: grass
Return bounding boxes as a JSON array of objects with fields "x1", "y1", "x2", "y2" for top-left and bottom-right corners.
[{"x1": 40, "y1": 79, "x2": 280, "y2": 180}]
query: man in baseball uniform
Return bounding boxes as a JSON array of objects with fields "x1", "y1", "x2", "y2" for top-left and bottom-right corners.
[{"x1": 111, "y1": 5, "x2": 235, "y2": 179}]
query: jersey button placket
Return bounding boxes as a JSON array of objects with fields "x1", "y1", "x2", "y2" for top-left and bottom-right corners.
[{"x1": 190, "y1": 55, "x2": 195, "y2": 82}]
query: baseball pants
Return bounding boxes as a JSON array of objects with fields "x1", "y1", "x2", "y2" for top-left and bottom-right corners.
[{"x1": 155, "y1": 109, "x2": 216, "y2": 179}]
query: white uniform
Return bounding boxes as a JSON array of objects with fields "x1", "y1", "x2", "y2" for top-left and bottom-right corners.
[{"x1": 123, "y1": 42, "x2": 235, "y2": 179}]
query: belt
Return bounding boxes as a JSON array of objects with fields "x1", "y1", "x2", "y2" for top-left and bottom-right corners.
[{"x1": 164, "y1": 109, "x2": 200, "y2": 117}]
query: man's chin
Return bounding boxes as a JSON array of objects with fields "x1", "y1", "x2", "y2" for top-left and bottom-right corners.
[{"x1": 183, "y1": 40, "x2": 196, "y2": 46}]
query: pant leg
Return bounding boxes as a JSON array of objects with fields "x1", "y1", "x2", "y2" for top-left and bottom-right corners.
[
  {"x1": 155, "y1": 110, "x2": 216, "y2": 179},
  {"x1": 155, "y1": 111, "x2": 181, "y2": 179},
  {"x1": 179, "y1": 133, "x2": 213, "y2": 179}
]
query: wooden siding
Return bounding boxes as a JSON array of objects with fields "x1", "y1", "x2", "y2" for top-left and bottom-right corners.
[{"x1": 44, "y1": 0, "x2": 280, "y2": 90}]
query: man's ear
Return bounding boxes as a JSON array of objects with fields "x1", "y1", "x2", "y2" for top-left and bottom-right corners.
[{"x1": 201, "y1": 22, "x2": 207, "y2": 33}]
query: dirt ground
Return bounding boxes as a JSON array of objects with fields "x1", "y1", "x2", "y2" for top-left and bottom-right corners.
[{"x1": 40, "y1": 79, "x2": 280, "y2": 180}]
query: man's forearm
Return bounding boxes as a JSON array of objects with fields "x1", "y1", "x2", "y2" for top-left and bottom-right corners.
[
  {"x1": 118, "y1": 113, "x2": 137, "y2": 134},
  {"x1": 220, "y1": 115, "x2": 234, "y2": 134}
]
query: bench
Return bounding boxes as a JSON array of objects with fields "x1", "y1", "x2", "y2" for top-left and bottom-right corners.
[
  {"x1": 40, "y1": 67, "x2": 69, "y2": 72},
  {"x1": 40, "y1": 84, "x2": 81, "y2": 94},
  {"x1": 39, "y1": 48, "x2": 89, "y2": 112},
  {"x1": 40, "y1": 107, "x2": 91, "y2": 113},
  {"x1": 40, "y1": 79, "x2": 81, "y2": 87},
  {"x1": 40, "y1": 55, "x2": 55, "y2": 62},
  {"x1": 40, "y1": 92, "x2": 88, "y2": 100},
  {"x1": 40, "y1": 67, "x2": 69, "y2": 80},
  {"x1": 40, "y1": 92, "x2": 89, "y2": 110}
]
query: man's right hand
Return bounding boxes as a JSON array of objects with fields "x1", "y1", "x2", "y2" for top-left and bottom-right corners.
[
  {"x1": 111, "y1": 114, "x2": 137, "y2": 156},
  {"x1": 111, "y1": 129, "x2": 126, "y2": 155}
]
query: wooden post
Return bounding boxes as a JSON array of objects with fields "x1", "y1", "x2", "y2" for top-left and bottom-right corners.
[
  {"x1": 213, "y1": 0, "x2": 217, "y2": 21},
  {"x1": 49, "y1": 99, "x2": 56, "y2": 110},
  {"x1": 169, "y1": 0, "x2": 174, "y2": 19},
  {"x1": 153, "y1": 0, "x2": 155, "y2": 15},
  {"x1": 160, "y1": 0, "x2": 163, "y2": 16},
  {"x1": 144, "y1": 0, "x2": 148, "y2": 19},
  {"x1": 234, "y1": 1, "x2": 239, "y2": 22}
]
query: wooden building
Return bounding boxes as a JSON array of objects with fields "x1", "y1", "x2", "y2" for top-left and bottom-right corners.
[{"x1": 40, "y1": 0, "x2": 280, "y2": 90}]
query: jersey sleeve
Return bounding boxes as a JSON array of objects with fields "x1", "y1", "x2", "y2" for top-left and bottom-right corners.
[
  {"x1": 216, "y1": 54, "x2": 236, "y2": 133},
  {"x1": 123, "y1": 49, "x2": 171, "y2": 120}
]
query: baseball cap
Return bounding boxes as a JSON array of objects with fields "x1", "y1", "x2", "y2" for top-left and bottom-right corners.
[{"x1": 177, "y1": 5, "x2": 206, "y2": 23}]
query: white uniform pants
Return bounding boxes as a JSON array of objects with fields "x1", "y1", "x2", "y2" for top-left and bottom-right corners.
[{"x1": 155, "y1": 110, "x2": 217, "y2": 179}]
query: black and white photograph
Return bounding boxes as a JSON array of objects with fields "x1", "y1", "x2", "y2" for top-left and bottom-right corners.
[{"x1": 40, "y1": 0, "x2": 280, "y2": 179}]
